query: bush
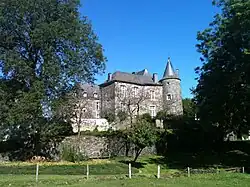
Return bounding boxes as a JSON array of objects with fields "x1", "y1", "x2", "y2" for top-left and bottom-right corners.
[{"x1": 60, "y1": 144, "x2": 88, "y2": 162}]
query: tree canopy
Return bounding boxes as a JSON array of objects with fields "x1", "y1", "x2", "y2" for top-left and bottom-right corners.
[
  {"x1": 0, "y1": 0, "x2": 106, "y2": 159},
  {"x1": 194, "y1": 0, "x2": 250, "y2": 138}
]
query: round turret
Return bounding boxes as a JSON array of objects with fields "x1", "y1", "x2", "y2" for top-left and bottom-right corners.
[{"x1": 160, "y1": 57, "x2": 183, "y2": 116}]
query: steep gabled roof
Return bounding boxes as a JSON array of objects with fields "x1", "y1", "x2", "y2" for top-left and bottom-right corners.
[{"x1": 99, "y1": 70, "x2": 161, "y2": 87}]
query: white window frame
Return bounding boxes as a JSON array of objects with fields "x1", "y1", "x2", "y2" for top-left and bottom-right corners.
[
  {"x1": 150, "y1": 90, "x2": 155, "y2": 100},
  {"x1": 150, "y1": 105, "x2": 156, "y2": 117},
  {"x1": 96, "y1": 101, "x2": 100, "y2": 111},
  {"x1": 120, "y1": 102, "x2": 126, "y2": 111},
  {"x1": 83, "y1": 92, "x2": 87, "y2": 98},
  {"x1": 132, "y1": 86, "x2": 138, "y2": 97},
  {"x1": 166, "y1": 93, "x2": 172, "y2": 101},
  {"x1": 93, "y1": 93, "x2": 98, "y2": 98},
  {"x1": 120, "y1": 85, "x2": 126, "y2": 97}
]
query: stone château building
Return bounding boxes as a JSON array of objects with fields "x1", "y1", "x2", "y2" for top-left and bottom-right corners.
[{"x1": 73, "y1": 57, "x2": 183, "y2": 131}]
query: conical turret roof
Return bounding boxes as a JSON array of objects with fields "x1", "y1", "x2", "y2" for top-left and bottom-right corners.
[{"x1": 160, "y1": 57, "x2": 179, "y2": 81}]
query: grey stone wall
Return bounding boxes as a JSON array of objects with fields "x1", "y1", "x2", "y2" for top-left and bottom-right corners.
[
  {"x1": 114, "y1": 82, "x2": 163, "y2": 117},
  {"x1": 162, "y1": 78, "x2": 183, "y2": 116},
  {"x1": 100, "y1": 83, "x2": 116, "y2": 115},
  {"x1": 61, "y1": 135, "x2": 156, "y2": 159}
]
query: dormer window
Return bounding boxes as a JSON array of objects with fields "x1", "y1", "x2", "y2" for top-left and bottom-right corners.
[
  {"x1": 93, "y1": 93, "x2": 98, "y2": 98},
  {"x1": 83, "y1": 92, "x2": 87, "y2": 98}
]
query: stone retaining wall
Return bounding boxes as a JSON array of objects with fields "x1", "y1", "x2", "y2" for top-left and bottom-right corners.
[{"x1": 61, "y1": 135, "x2": 156, "y2": 158}]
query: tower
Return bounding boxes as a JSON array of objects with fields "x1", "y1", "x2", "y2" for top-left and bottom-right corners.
[{"x1": 160, "y1": 57, "x2": 183, "y2": 116}]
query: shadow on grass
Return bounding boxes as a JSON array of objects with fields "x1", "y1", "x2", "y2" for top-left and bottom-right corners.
[
  {"x1": 147, "y1": 149, "x2": 250, "y2": 172},
  {"x1": 119, "y1": 160, "x2": 147, "y2": 169}
]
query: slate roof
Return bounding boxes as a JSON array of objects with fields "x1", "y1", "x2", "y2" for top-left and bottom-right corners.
[
  {"x1": 160, "y1": 57, "x2": 179, "y2": 81},
  {"x1": 76, "y1": 83, "x2": 100, "y2": 99},
  {"x1": 100, "y1": 69, "x2": 161, "y2": 87}
]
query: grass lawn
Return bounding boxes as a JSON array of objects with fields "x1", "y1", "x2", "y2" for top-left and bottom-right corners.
[
  {"x1": 0, "y1": 173, "x2": 250, "y2": 187},
  {"x1": 0, "y1": 155, "x2": 249, "y2": 186}
]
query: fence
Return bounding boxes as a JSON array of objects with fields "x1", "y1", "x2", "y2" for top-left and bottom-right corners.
[
  {"x1": 31, "y1": 164, "x2": 249, "y2": 185},
  {"x1": 0, "y1": 162, "x2": 248, "y2": 185}
]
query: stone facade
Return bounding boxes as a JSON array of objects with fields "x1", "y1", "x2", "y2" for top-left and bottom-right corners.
[
  {"x1": 162, "y1": 78, "x2": 183, "y2": 116},
  {"x1": 73, "y1": 57, "x2": 183, "y2": 131}
]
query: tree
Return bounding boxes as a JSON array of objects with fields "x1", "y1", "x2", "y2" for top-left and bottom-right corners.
[
  {"x1": 193, "y1": 0, "x2": 250, "y2": 139},
  {"x1": 64, "y1": 84, "x2": 94, "y2": 138},
  {"x1": 0, "y1": 0, "x2": 106, "y2": 159},
  {"x1": 182, "y1": 98, "x2": 196, "y2": 119},
  {"x1": 116, "y1": 85, "x2": 150, "y2": 124},
  {"x1": 128, "y1": 118, "x2": 158, "y2": 162}
]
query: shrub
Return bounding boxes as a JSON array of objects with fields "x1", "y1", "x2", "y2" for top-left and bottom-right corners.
[{"x1": 60, "y1": 144, "x2": 88, "y2": 162}]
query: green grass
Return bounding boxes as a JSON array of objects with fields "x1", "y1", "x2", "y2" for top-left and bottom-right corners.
[
  {"x1": 0, "y1": 162, "x2": 138, "y2": 175},
  {"x1": 0, "y1": 173, "x2": 250, "y2": 187},
  {"x1": 0, "y1": 155, "x2": 249, "y2": 186}
]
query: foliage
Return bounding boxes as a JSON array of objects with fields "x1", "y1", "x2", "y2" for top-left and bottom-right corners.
[
  {"x1": 0, "y1": 0, "x2": 106, "y2": 160},
  {"x1": 60, "y1": 144, "x2": 88, "y2": 163},
  {"x1": 117, "y1": 110, "x2": 128, "y2": 122},
  {"x1": 101, "y1": 111, "x2": 116, "y2": 123},
  {"x1": 128, "y1": 119, "x2": 158, "y2": 162},
  {"x1": 182, "y1": 98, "x2": 196, "y2": 119},
  {"x1": 140, "y1": 113, "x2": 154, "y2": 123},
  {"x1": 193, "y1": 0, "x2": 250, "y2": 139}
]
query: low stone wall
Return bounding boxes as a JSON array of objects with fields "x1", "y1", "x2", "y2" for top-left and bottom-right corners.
[{"x1": 61, "y1": 135, "x2": 156, "y2": 159}]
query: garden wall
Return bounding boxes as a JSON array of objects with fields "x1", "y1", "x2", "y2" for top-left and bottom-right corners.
[{"x1": 60, "y1": 135, "x2": 156, "y2": 159}]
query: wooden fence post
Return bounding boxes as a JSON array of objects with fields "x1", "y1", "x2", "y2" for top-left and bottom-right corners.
[
  {"x1": 157, "y1": 165, "x2": 160, "y2": 179},
  {"x1": 36, "y1": 164, "x2": 39, "y2": 184},
  {"x1": 187, "y1": 167, "x2": 190, "y2": 177},
  {"x1": 86, "y1": 164, "x2": 89, "y2": 179},
  {"x1": 128, "y1": 163, "x2": 132, "y2": 179},
  {"x1": 242, "y1": 167, "x2": 245, "y2": 174}
]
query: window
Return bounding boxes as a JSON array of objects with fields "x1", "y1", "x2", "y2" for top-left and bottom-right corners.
[
  {"x1": 120, "y1": 85, "x2": 126, "y2": 97},
  {"x1": 96, "y1": 112, "x2": 100, "y2": 119},
  {"x1": 83, "y1": 92, "x2": 87, "y2": 98},
  {"x1": 167, "y1": 94, "x2": 172, "y2": 100},
  {"x1": 93, "y1": 93, "x2": 98, "y2": 98},
  {"x1": 150, "y1": 106, "x2": 156, "y2": 117},
  {"x1": 150, "y1": 90, "x2": 155, "y2": 100},
  {"x1": 95, "y1": 101, "x2": 100, "y2": 118},
  {"x1": 132, "y1": 86, "x2": 138, "y2": 97},
  {"x1": 120, "y1": 102, "x2": 126, "y2": 111},
  {"x1": 96, "y1": 101, "x2": 100, "y2": 110}
]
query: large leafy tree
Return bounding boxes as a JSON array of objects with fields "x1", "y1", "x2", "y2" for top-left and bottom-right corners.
[
  {"x1": 194, "y1": 0, "x2": 250, "y2": 139},
  {"x1": 0, "y1": 0, "x2": 106, "y2": 159},
  {"x1": 128, "y1": 118, "x2": 158, "y2": 162}
]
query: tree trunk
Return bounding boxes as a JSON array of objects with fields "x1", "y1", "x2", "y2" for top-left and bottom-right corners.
[{"x1": 133, "y1": 148, "x2": 143, "y2": 162}]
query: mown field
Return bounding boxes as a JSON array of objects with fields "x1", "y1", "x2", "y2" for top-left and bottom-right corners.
[
  {"x1": 0, "y1": 156, "x2": 249, "y2": 187},
  {"x1": 1, "y1": 173, "x2": 250, "y2": 187}
]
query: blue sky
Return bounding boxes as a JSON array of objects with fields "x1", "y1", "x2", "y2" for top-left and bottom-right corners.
[{"x1": 80, "y1": 0, "x2": 219, "y2": 98}]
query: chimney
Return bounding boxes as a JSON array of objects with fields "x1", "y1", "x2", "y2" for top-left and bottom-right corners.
[
  {"x1": 176, "y1": 69, "x2": 179, "y2": 77},
  {"x1": 153, "y1": 73, "x2": 158, "y2": 83},
  {"x1": 108, "y1": 73, "x2": 112, "y2": 81}
]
